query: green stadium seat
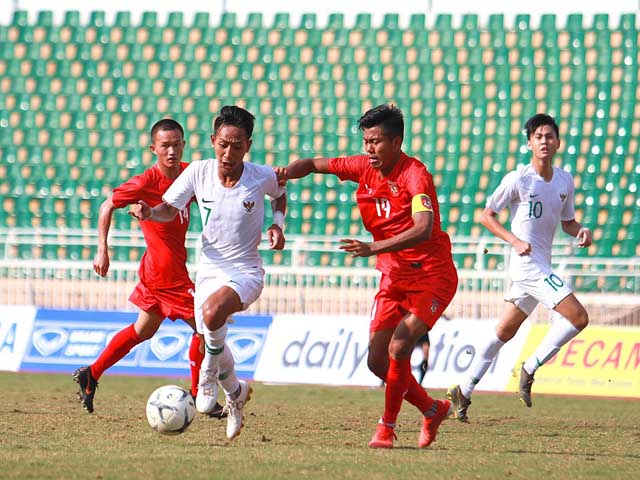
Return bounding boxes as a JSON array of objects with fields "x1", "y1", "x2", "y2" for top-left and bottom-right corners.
[
  {"x1": 36, "y1": 10, "x2": 54, "y2": 27},
  {"x1": 88, "y1": 11, "x2": 106, "y2": 28},
  {"x1": 11, "y1": 10, "x2": 28, "y2": 27},
  {"x1": 353, "y1": 13, "x2": 371, "y2": 30}
]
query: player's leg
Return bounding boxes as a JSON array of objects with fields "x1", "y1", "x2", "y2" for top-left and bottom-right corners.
[
  {"x1": 520, "y1": 293, "x2": 588, "y2": 406},
  {"x1": 196, "y1": 287, "x2": 242, "y2": 414},
  {"x1": 74, "y1": 309, "x2": 163, "y2": 413},
  {"x1": 418, "y1": 335, "x2": 430, "y2": 384},
  {"x1": 449, "y1": 288, "x2": 532, "y2": 421},
  {"x1": 182, "y1": 317, "x2": 205, "y2": 397},
  {"x1": 367, "y1": 329, "x2": 394, "y2": 381}
]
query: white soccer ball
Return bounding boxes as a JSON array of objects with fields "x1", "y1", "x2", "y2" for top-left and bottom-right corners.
[{"x1": 146, "y1": 385, "x2": 196, "y2": 435}]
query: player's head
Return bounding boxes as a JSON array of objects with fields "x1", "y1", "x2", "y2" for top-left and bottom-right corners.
[
  {"x1": 358, "y1": 104, "x2": 404, "y2": 174},
  {"x1": 524, "y1": 113, "x2": 559, "y2": 140},
  {"x1": 149, "y1": 118, "x2": 186, "y2": 170},
  {"x1": 524, "y1": 113, "x2": 561, "y2": 162},
  {"x1": 211, "y1": 106, "x2": 255, "y2": 177},
  {"x1": 213, "y1": 105, "x2": 255, "y2": 139}
]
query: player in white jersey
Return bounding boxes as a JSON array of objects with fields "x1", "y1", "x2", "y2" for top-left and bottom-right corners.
[
  {"x1": 448, "y1": 114, "x2": 592, "y2": 421},
  {"x1": 130, "y1": 106, "x2": 287, "y2": 440}
]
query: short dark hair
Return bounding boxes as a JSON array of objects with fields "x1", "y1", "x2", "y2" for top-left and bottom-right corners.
[
  {"x1": 358, "y1": 104, "x2": 404, "y2": 139},
  {"x1": 524, "y1": 113, "x2": 559, "y2": 139},
  {"x1": 150, "y1": 118, "x2": 184, "y2": 141},
  {"x1": 214, "y1": 105, "x2": 255, "y2": 138}
]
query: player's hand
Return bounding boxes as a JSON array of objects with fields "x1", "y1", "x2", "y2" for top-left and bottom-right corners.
[
  {"x1": 339, "y1": 238, "x2": 374, "y2": 257},
  {"x1": 576, "y1": 227, "x2": 592, "y2": 248},
  {"x1": 267, "y1": 225, "x2": 285, "y2": 250},
  {"x1": 129, "y1": 200, "x2": 151, "y2": 220},
  {"x1": 93, "y1": 249, "x2": 110, "y2": 277},
  {"x1": 273, "y1": 167, "x2": 288, "y2": 187},
  {"x1": 512, "y1": 239, "x2": 532, "y2": 256}
]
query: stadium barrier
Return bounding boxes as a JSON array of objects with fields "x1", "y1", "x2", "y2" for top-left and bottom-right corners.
[
  {"x1": 1, "y1": 228, "x2": 639, "y2": 325},
  {"x1": 2, "y1": 305, "x2": 638, "y2": 398}
]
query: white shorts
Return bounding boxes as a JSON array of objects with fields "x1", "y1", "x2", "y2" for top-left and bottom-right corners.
[
  {"x1": 505, "y1": 272, "x2": 573, "y2": 316},
  {"x1": 194, "y1": 266, "x2": 264, "y2": 334}
]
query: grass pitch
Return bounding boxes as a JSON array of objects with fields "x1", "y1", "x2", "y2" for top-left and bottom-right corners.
[{"x1": 1, "y1": 372, "x2": 638, "y2": 480}]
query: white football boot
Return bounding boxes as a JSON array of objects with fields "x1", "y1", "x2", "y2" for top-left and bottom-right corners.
[
  {"x1": 226, "y1": 380, "x2": 252, "y2": 440},
  {"x1": 195, "y1": 368, "x2": 219, "y2": 414}
]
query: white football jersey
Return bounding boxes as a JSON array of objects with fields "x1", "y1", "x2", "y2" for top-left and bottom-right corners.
[
  {"x1": 486, "y1": 164, "x2": 575, "y2": 281},
  {"x1": 163, "y1": 159, "x2": 286, "y2": 271}
]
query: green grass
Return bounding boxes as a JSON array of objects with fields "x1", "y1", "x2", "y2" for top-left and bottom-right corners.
[{"x1": 1, "y1": 372, "x2": 638, "y2": 480}]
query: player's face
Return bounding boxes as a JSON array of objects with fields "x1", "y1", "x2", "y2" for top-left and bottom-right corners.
[
  {"x1": 362, "y1": 126, "x2": 402, "y2": 174},
  {"x1": 528, "y1": 125, "x2": 560, "y2": 162},
  {"x1": 211, "y1": 125, "x2": 252, "y2": 177},
  {"x1": 150, "y1": 128, "x2": 185, "y2": 170}
]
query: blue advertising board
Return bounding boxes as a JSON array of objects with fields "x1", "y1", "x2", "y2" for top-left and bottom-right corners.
[{"x1": 20, "y1": 308, "x2": 272, "y2": 379}]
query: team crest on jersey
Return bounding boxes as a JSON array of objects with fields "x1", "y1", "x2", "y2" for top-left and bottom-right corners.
[
  {"x1": 560, "y1": 193, "x2": 567, "y2": 202},
  {"x1": 388, "y1": 181, "x2": 399, "y2": 196},
  {"x1": 243, "y1": 200, "x2": 255, "y2": 212},
  {"x1": 430, "y1": 298, "x2": 440, "y2": 314},
  {"x1": 421, "y1": 194, "x2": 432, "y2": 209}
]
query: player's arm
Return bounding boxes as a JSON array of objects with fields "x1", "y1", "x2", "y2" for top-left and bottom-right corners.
[
  {"x1": 93, "y1": 197, "x2": 117, "y2": 277},
  {"x1": 129, "y1": 200, "x2": 179, "y2": 222},
  {"x1": 479, "y1": 208, "x2": 531, "y2": 256},
  {"x1": 561, "y1": 220, "x2": 592, "y2": 248},
  {"x1": 267, "y1": 193, "x2": 287, "y2": 250},
  {"x1": 340, "y1": 195, "x2": 434, "y2": 257},
  {"x1": 275, "y1": 158, "x2": 332, "y2": 185}
]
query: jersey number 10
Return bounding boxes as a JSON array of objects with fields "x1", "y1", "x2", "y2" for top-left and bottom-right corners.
[{"x1": 528, "y1": 200, "x2": 543, "y2": 219}]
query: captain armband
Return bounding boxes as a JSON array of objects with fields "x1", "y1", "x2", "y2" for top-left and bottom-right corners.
[{"x1": 411, "y1": 194, "x2": 434, "y2": 215}]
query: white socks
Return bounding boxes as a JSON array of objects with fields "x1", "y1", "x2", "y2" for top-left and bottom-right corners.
[
  {"x1": 202, "y1": 323, "x2": 228, "y2": 376},
  {"x1": 523, "y1": 317, "x2": 580, "y2": 375},
  {"x1": 218, "y1": 344, "x2": 241, "y2": 400},
  {"x1": 461, "y1": 333, "x2": 505, "y2": 399}
]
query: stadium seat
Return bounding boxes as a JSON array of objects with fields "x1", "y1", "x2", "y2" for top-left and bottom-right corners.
[{"x1": 1, "y1": 10, "x2": 636, "y2": 283}]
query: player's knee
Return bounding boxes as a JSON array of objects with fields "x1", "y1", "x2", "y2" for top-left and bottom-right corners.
[
  {"x1": 573, "y1": 308, "x2": 589, "y2": 331},
  {"x1": 388, "y1": 339, "x2": 413, "y2": 359},
  {"x1": 201, "y1": 303, "x2": 226, "y2": 330}
]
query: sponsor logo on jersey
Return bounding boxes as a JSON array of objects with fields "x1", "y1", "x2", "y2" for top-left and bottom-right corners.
[
  {"x1": 560, "y1": 193, "x2": 567, "y2": 201},
  {"x1": 243, "y1": 200, "x2": 255, "y2": 212}
]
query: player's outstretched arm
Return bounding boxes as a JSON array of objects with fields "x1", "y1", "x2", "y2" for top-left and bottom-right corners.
[
  {"x1": 93, "y1": 197, "x2": 117, "y2": 277},
  {"x1": 129, "y1": 200, "x2": 179, "y2": 223},
  {"x1": 283, "y1": 158, "x2": 332, "y2": 181},
  {"x1": 479, "y1": 207, "x2": 532, "y2": 256},
  {"x1": 561, "y1": 220, "x2": 592, "y2": 248}
]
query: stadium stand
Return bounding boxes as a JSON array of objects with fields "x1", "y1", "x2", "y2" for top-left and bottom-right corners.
[{"x1": 0, "y1": 11, "x2": 638, "y2": 300}]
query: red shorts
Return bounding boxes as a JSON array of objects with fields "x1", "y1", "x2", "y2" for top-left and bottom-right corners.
[
  {"x1": 129, "y1": 281, "x2": 195, "y2": 321},
  {"x1": 370, "y1": 270, "x2": 457, "y2": 332}
]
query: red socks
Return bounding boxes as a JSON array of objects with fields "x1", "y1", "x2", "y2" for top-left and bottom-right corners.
[
  {"x1": 382, "y1": 357, "x2": 412, "y2": 425},
  {"x1": 189, "y1": 333, "x2": 204, "y2": 397},
  {"x1": 382, "y1": 357, "x2": 436, "y2": 425},
  {"x1": 90, "y1": 324, "x2": 142, "y2": 380},
  {"x1": 405, "y1": 374, "x2": 435, "y2": 414}
]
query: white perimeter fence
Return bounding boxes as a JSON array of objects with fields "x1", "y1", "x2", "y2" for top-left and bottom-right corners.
[{"x1": 1, "y1": 228, "x2": 638, "y2": 325}]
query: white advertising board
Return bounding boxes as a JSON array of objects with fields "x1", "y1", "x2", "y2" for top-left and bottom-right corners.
[{"x1": 0, "y1": 305, "x2": 37, "y2": 372}]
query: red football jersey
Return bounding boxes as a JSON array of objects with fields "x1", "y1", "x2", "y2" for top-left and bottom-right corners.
[
  {"x1": 328, "y1": 153, "x2": 454, "y2": 277},
  {"x1": 111, "y1": 163, "x2": 192, "y2": 289}
]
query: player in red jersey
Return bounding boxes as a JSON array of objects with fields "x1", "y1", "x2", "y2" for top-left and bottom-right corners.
[
  {"x1": 277, "y1": 104, "x2": 458, "y2": 448},
  {"x1": 73, "y1": 119, "x2": 223, "y2": 417}
]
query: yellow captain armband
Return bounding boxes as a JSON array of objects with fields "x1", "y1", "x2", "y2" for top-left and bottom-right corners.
[{"x1": 411, "y1": 194, "x2": 434, "y2": 215}]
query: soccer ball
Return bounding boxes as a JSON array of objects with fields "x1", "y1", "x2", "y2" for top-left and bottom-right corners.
[{"x1": 146, "y1": 385, "x2": 196, "y2": 435}]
